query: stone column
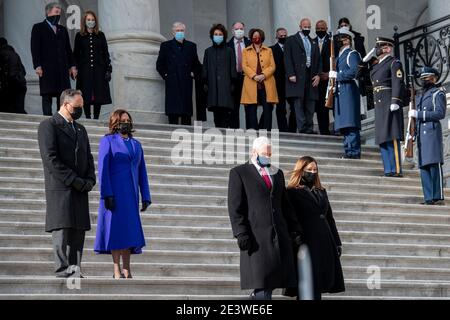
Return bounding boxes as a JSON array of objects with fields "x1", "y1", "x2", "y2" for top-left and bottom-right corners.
[
  {"x1": 98, "y1": 0, "x2": 166, "y2": 123},
  {"x1": 428, "y1": 0, "x2": 450, "y2": 21}
]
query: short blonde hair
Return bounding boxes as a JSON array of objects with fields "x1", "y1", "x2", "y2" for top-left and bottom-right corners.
[{"x1": 252, "y1": 137, "x2": 271, "y2": 152}]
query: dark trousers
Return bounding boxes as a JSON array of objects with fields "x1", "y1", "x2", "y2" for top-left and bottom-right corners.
[
  {"x1": 420, "y1": 163, "x2": 444, "y2": 202},
  {"x1": 245, "y1": 89, "x2": 273, "y2": 131},
  {"x1": 259, "y1": 96, "x2": 296, "y2": 132},
  {"x1": 230, "y1": 73, "x2": 245, "y2": 129},
  {"x1": 168, "y1": 114, "x2": 192, "y2": 126},
  {"x1": 316, "y1": 93, "x2": 331, "y2": 135},
  {"x1": 84, "y1": 104, "x2": 101, "y2": 120},
  {"x1": 213, "y1": 109, "x2": 231, "y2": 128},
  {"x1": 293, "y1": 97, "x2": 315, "y2": 133},
  {"x1": 341, "y1": 127, "x2": 361, "y2": 157},
  {"x1": 4, "y1": 84, "x2": 27, "y2": 114},
  {"x1": 252, "y1": 289, "x2": 273, "y2": 300},
  {"x1": 42, "y1": 95, "x2": 61, "y2": 116},
  {"x1": 380, "y1": 139, "x2": 402, "y2": 175},
  {"x1": 52, "y1": 228, "x2": 85, "y2": 276}
]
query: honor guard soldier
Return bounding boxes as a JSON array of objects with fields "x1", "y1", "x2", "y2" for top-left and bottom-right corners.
[
  {"x1": 329, "y1": 28, "x2": 362, "y2": 159},
  {"x1": 370, "y1": 37, "x2": 405, "y2": 177},
  {"x1": 408, "y1": 67, "x2": 447, "y2": 205}
]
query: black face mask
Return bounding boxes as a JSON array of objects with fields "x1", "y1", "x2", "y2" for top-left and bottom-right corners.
[
  {"x1": 47, "y1": 15, "x2": 61, "y2": 25},
  {"x1": 302, "y1": 29, "x2": 311, "y2": 37},
  {"x1": 278, "y1": 37, "x2": 286, "y2": 45},
  {"x1": 302, "y1": 171, "x2": 317, "y2": 187},
  {"x1": 421, "y1": 80, "x2": 435, "y2": 90},
  {"x1": 69, "y1": 107, "x2": 83, "y2": 121},
  {"x1": 316, "y1": 31, "x2": 327, "y2": 39},
  {"x1": 118, "y1": 122, "x2": 133, "y2": 135},
  {"x1": 375, "y1": 46, "x2": 384, "y2": 57}
]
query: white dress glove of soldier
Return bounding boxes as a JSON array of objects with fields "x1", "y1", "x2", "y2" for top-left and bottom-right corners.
[
  {"x1": 328, "y1": 71, "x2": 337, "y2": 79},
  {"x1": 390, "y1": 104, "x2": 400, "y2": 112},
  {"x1": 408, "y1": 110, "x2": 418, "y2": 118}
]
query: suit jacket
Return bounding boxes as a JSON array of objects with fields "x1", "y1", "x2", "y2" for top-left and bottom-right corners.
[
  {"x1": 270, "y1": 42, "x2": 286, "y2": 100},
  {"x1": 227, "y1": 37, "x2": 252, "y2": 72},
  {"x1": 228, "y1": 162, "x2": 301, "y2": 290},
  {"x1": 37, "y1": 113, "x2": 96, "y2": 232},
  {"x1": 284, "y1": 32, "x2": 322, "y2": 100},
  {"x1": 156, "y1": 39, "x2": 201, "y2": 116},
  {"x1": 31, "y1": 20, "x2": 74, "y2": 95}
]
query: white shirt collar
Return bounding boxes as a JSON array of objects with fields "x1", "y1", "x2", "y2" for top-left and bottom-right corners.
[
  {"x1": 58, "y1": 111, "x2": 72, "y2": 124},
  {"x1": 278, "y1": 42, "x2": 284, "y2": 49}
]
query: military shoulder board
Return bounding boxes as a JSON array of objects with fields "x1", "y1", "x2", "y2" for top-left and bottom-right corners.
[
  {"x1": 347, "y1": 50, "x2": 362, "y2": 67},
  {"x1": 432, "y1": 87, "x2": 446, "y2": 111}
]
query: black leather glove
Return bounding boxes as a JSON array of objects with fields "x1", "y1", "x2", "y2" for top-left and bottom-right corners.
[
  {"x1": 337, "y1": 246, "x2": 343, "y2": 258},
  {"x1": 291, "y1": 232, "x2": 303, "y2": 247},
  {"x1": 71, "y1": 177, "x2": 86, "y2": 192},
  {"x1": 80, "y1": 180, "x2": 94, "y2": 193},
  {"x1": 237, "y1": 234, "x2": 252, "y2": 251},
  {"x1": 141, "y1": 201, "x2": 151, "y2": 212},
  {"x1": 105, "y1": 71, "x2": 112, "y2": 82},
  {"x1": 104, "y1": 197, "x2": 115, "y2": 211}
]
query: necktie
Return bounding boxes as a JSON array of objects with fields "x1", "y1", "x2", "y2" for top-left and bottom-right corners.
[
  {"x1": 70, "y1": 122, "x2": 76, "y2": 133},
  {"x1": 303, "y1": 36, "x2": 311, "y2": 67},
  {"x1": 237, "y1": 40, "x2": 243, "y2": 73},
  {"x1": 319, "y1": 40, "x2": 323, "y2": 53},
  {"x1": 52, "y1": 25, "x2": 57, "y2": 34},
  {"x1": 260, "y1": 168, "x2": 272, "y2": 190}
]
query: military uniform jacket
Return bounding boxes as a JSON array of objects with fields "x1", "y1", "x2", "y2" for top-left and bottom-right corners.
[
  {"x1": 416, "y1": 86, "x2": 447, "y2": 168},
  {"x1": 370, "y1": 55, "x2": 405, "y2": 145}
]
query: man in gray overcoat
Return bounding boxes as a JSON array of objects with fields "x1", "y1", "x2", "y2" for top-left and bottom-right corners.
[
  {"x1": 38, "y1": 89, "x2": 96, "y2": 278},
  {"x1": 409, "y1": 67, "x2": 447, "y2": 206}
]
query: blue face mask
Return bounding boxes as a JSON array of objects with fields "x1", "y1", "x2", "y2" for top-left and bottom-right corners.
[
  {"x1": 257, "y1": 155, "x2": 271, "y2": 168},
  {"x1": 175, "y1": 32, "x2": 185, "y2": 42},
  {"x1": 213, "y1": 35, "x2": 224, "y2": 45}
]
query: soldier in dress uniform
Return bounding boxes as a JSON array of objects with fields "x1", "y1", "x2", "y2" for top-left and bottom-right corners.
[
  {"x1": 329, "y1": 28, "x2": 362, "y2": 159},
  {"x1": 408, "y1": 67, "x2": 447, "y2": 206},
  {"x1": 370, "y1": 37, "x2": 405, "y2": 177}
]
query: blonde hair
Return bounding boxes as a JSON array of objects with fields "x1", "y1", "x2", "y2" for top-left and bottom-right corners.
[{"x1": 287, "y1": 156, "x2": 324, "y2": 190}]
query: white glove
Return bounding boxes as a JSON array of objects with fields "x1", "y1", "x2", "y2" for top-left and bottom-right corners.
[
  {"x1": 390, "y1": 104, "x2": 400, "y2": 112},
  {"x1": 363, "y1": 48, "x2": 376, "y2": 63},
  {"x1": 328, "y1": 71, "x2": 337, "y2": 79},
  {"x1": 409, "y1": 110, "x2": 418, "y2": 118}
]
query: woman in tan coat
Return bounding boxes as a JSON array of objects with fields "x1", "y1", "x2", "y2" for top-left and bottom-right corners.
[{"x1": 241, "y1": 28, "x2": 278, "y2": 131}]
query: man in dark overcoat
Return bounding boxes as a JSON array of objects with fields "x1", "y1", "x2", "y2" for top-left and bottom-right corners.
[
  {"x1": 228, "y1": 137, "x2": 302, "y2": 300},
  {"x1": 284, "y1": 18, "x2": 322, "y2": 134},
  {"x1": 156, "y1": 22, "x2": 201, "y2": 126},
  {"x1": 38, "y1": 89, "x2": 96, "y2": 278},
  {"x1": 31, "y1": 2, "x2": 77, "y2": 116},
  {"x1": 409, "y1": 67, "x2": 447, "y2": 205}
]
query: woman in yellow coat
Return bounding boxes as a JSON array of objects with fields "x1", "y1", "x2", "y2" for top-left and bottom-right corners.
[{"x1": 241, "y1": 28, "x2": 278, "y2": 131}]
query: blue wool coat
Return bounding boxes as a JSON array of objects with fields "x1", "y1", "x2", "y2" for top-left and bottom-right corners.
[
  {"x1": 334, "y1": 48, "x2": 362, "y2": 131},
  {"x1": 94, "y1": 134, "x2": 151, "y2": 254},
  {"x1": 416, "y1": 87, "x2": 447, "y2": 168}
]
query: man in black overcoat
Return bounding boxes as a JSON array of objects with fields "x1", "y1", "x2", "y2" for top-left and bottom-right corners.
[
  {"x1": 228, "y1": 137, "x2": 302, "y2": 300},
  {"x1": 156, "y1": 22, "x2": 201, "y2": 126},
  {"x1": 38, "y1": 89, "x2": 96, "y2": 278},
  {"x1": 31, "y1": 3, "x2": 77, "y2": 116}
]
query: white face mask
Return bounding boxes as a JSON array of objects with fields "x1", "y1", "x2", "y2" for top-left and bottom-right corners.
[
  {"x1": 86, "y1": 20, "x2": 96, "y2": 29},
  {"x1": 234, "y1": 29, "x2": 245, "y2": 40},
  {"x1": 340, "y1": 26, "x2": 350, "y2": 31}
]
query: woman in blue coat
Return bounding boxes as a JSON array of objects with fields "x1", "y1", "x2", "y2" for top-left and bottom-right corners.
[
  {"x1": 329, "y1": 29, "x2": 362, "y2": 159},
  {"x1": 94, "y1": 109, "x2": 151, "y2": 279}
]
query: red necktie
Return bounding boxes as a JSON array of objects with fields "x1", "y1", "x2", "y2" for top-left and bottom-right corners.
[
  {"x1": 261, "y1": 168, "x2": 272, "y2": 190},
  {"x1": 237, "y1": 41, "x2": 243, "y2": 73}
]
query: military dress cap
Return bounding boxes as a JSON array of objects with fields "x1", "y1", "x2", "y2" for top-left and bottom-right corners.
[
  {"x1": 420, "y1": 66, "x2": 440, "y2": 79},
  {"x1": 376, "y1": 37, "x2": 395, "y2": 46},
  {"x1": 336, "y1": 28, "x2": 354, "y2": 39}
]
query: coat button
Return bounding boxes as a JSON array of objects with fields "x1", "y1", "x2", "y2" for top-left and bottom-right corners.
[
  {"x1": 320, "y1": 215, "x2": 325, "y2": 219},
  {"x1": 424, "y1": 131, "x2": 427, "y2": 134}
]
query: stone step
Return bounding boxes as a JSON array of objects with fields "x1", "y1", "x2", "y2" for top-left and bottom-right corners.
[
  {"x1": 0, "y1": 199, "x2": 447, "y2": 216},
  {"x1": 0, "y1": 170, "x2": 424, "y2": 188},
  {"x1": 2, "y1": 234, "x2": 450, "y2": 258},
  {"x1": 0, "y1": 276, "x2": 450, "y2": 297},
  {"x1": 0, "y1": 187, "x2": 432, "y2": 206},
  {"x1": 1, "y1": 222, "x2": 450, "y2": 245},
  {"x1": 2, "y1": 208, "x2": 450, "y2": 226},
  {"x1": 2, "y1": 247, "x2": 450, "y2": 268}
]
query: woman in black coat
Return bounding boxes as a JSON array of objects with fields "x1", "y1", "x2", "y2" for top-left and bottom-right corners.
[
  {"x1": 202, "y1": 24, "x2": 237, "y2": 128},
  {"x1": 73, "y1": 10, "x2": 112, "y2": 119},
  {"x1": 286, "y1": 156, "x2": 345, "y2": 300}
]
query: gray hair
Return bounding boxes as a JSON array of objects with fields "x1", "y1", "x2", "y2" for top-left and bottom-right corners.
[
  {"x1": 45, "y1": 2, "x2": 62, "y2": 14},
  {"x1": 172, "y1": 22, "x2": 186, "y2": 31},
  {"x1": 232, "y1": 21, "x2": 245, "y2": 30},
  {"x1": 252, "y1": 137, "x2": 271, "y2": 152},
  {"x1": 60, "y1": 89, "x2": 82, "y2": 106}
]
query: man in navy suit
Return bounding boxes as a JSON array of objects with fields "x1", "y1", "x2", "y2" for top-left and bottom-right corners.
[
  {"x1": 31, "y1": 2, "x2": 77, "y2": 116},
  {"x1": 227, "y1": 22, "x2": 251, "y2": 129},
  {"x1": 409, "y1": 67, "x2": 447, "y2": 206},
  {"x1": 156, "y1": 22, "x2": 201, "y2": 126}
]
